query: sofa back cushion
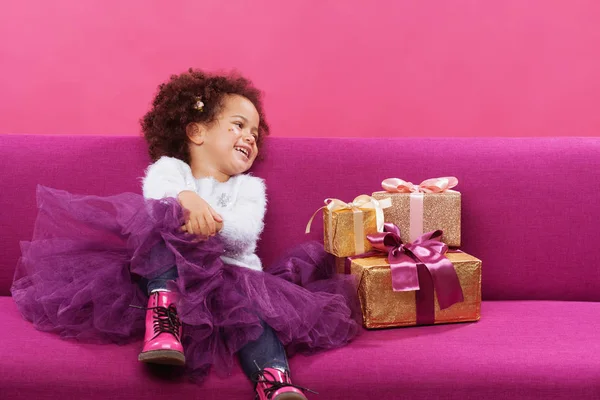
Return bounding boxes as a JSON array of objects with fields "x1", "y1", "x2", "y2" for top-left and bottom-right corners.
[{"x1": 1, "y1": 135, "x2": 599, "y2": 301}]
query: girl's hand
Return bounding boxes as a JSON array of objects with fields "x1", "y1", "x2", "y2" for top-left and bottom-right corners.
[{"x1": 177, "y1": 191, "x2": 223, "y2": 238}]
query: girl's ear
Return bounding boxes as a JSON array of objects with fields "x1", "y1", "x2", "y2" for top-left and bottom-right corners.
[{"x1": 186, "y1": 122, "x2": 206, "y2": 145}]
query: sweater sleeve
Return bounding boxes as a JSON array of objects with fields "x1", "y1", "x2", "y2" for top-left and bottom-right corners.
[
  {"x1": 142, "y1": 157, "x2": 196, "y2": 200},
  {"x1": 218, "y1": 175, "x2": 267, "y2": 252}
]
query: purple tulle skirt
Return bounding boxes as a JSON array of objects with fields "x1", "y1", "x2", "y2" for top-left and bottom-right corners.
[{"x1": 11, "y1": 186, "x2": 361, "y2": 382}]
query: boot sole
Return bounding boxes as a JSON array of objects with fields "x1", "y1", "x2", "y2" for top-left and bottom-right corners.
[
  {"x1": 273, "y1": 393, "x2": 308, "y2": 400},
  {"x1": 138, "y1": 350, "x2": 186, "y2": 366}
]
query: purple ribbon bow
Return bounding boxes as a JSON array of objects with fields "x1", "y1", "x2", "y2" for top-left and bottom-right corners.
[{"x1": 366, "y1": 223, "x2": 464, "y2": 324}]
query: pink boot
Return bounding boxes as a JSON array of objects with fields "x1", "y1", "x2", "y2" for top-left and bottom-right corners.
[
  {"x1": 138, "y1": 291, "x2": 185, "y2": 366},
  {"x1": 253, "y1": 368, "x2": 315, "y2": 400}
]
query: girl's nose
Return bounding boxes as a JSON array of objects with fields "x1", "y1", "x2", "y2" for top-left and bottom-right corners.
[{"x1": 244, "y1": 134, "x2": 256, "y2": 144}]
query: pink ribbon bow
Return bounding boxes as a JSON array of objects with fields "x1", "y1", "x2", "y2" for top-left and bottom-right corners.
[
  {"x1": 366, "y1": 223, "x2": 464, "y2": 324},
  {"x1": 381, "y1": 176, "x2": 458, "y2": 194}
]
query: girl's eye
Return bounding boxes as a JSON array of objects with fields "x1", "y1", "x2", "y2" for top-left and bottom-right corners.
[
  {"x1": 234, "y1": 122, "x2": 243, "y2": 129},
  {"x1": 252, "y1": 134, "x2": 258, "y2": 140}
]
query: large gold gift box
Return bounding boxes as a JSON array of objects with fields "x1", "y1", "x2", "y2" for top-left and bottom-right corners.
[
  {"x1": 323, "y1": 207, "x2": 378, "y2": 258},
  {"x1": 336, "y1": 251, "x2": 481, "y2": 329},
  {"x1": 371, "y1": 190, "x2": 461, "y2": 247}
]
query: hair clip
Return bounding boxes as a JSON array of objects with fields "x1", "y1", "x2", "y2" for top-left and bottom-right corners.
[{"x1": 193, "y1": 97, "x2": 204, "y2": 112}]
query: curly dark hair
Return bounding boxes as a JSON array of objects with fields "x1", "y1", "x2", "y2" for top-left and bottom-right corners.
[{"x1": 141, "y1": 68, "x2": 270, "y2": 163}]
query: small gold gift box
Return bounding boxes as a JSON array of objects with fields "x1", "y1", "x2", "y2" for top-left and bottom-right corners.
[{"x1": 306, "y1": 195, "x2": 391, "y2": 258}]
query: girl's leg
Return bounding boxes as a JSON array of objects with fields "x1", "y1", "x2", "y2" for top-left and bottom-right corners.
[
  {"x1": 238, "y1": 322, "x2": 311, "y2": 400},
  {"x1": 146, "y1": 267, "x2": 179, "y2": 294},
  {"x1": 143, "y1": 243, "x2": 179, "y2": 294},
  {"x1": 238, "y1": 321, "x2": 289, "y2": 376},
  {"x1": 137, "y1": 245, "x2": 184, "y2": 366}
]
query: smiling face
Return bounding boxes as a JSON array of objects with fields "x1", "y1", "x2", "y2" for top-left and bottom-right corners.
[{"x1": 187, "y1": 94, "x2": 260, "y2": 181}]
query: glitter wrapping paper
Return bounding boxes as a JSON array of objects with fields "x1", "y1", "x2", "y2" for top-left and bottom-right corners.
[
  {"x1": 336, "y1": 251, "x2": 481, "y2": 329},
  {"x1": 372, "y1": 190, "x2": 461, "y2": 247},
  {"x1": 323, "y1": 207, "x2": 378, "y2": 257}
]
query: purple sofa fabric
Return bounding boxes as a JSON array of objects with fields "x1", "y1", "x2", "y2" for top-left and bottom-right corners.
[
  {"x1": 3, "y1": 298, "x2": 599, "y2": 400},
  {"x1": 1, "y1": 134, "x2": 600, "y2": 399}
]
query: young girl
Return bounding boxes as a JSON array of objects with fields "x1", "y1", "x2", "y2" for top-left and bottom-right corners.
[{"x1": 11, "y1": 69, "x2": 360, "y2": 399}]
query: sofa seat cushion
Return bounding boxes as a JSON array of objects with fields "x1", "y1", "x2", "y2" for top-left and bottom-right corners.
[{"x1": 2, "y1": 298, "x2": 599, "y2": 399}]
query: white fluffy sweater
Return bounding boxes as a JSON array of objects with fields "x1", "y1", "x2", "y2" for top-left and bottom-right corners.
[{"x1": 142, "y1": 156, "x2": 266, "y2": 271}]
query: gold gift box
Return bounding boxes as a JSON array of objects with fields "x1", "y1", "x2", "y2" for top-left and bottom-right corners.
[
  {"x1": 371, "y1": 190, "x2": 461, "y2": 247},
  {"x1": 336, "y1": 251, "x2": 481, "y2": 329},
  {"x1": 323, "y1": 207, "x2": 378, "y2": 258}
]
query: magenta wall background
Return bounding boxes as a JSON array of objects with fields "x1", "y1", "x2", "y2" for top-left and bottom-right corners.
[{"x1": 1, "y1": 1, "x2": 599, "y2": 138}]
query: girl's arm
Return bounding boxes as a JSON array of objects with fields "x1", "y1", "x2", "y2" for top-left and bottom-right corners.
[
  {"x1": 142, "y1": 157, "x2": 195, "y2": 199},
  {"x1": 142, "y1": 157, "x2": 221, "y2": 237}
]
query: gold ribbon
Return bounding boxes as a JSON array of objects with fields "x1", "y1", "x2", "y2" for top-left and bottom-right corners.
[{"x1": 306, "y1": 195, "x2": 392, "y2": 254}]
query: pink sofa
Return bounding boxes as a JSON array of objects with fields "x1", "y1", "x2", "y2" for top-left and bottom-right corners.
[{"x1": 2, "y1": 134, "x2": 600, "y2": 399}]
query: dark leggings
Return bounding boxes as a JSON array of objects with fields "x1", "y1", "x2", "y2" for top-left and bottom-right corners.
[{"x1": 146, "y1": 267, "x2": 290, "y2": 377}]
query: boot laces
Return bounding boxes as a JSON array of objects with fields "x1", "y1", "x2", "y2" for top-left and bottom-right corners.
[
  {"x1": 251, "y1": 367, "x2": 318, "y2": 399},
  {"x1": 130, "y1": 303, "x2": 182, "y2": 339},
  {"x1": 151, "y1": 304, "x2": 181, "y2": 338}
]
